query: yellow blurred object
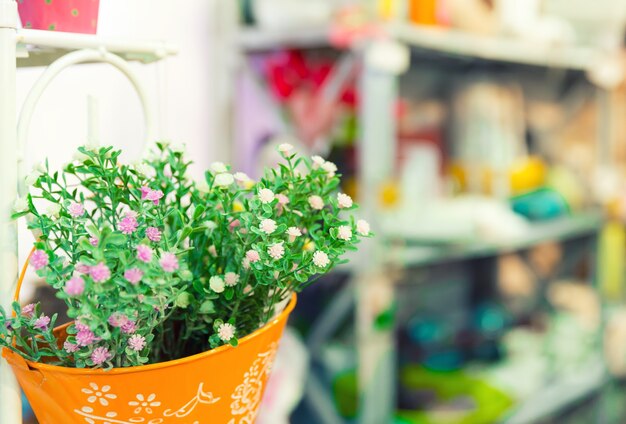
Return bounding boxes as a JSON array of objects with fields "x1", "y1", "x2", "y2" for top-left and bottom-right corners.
[
  {"x1": 233, "y1": 201, "x2": 245, "y2": 212},
  {"x1": 599, "y1": 221, "x2": 626, "y2": 301},
  {"x1": 448, "y1": 156, "x2": 547, "y2": 195},
  {"x1": 380, "y1": 179, "x2": 401, "y2": 208},
  {"x1": 509, "y1": 156, "x2": 547, "y2": 194},
  {"x1": 378, "y1": 0, "x2": 396, "y2": 20}
]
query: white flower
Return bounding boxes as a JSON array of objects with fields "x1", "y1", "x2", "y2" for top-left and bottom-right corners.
[
  {"x1": 197, "y1": 180, "x2": 211, "y2": 193},
  {"x1": 209, "y1": 276, "x2": 225, "y2": 293},
  {"x1": 234, "y1": 172, "x2": 249, "y2": 182},
  {"x1": 312, "y1": 251, "x2": 330, "y2": 268},
  {"x1": 128, "y1": 393, "x2": 161, "y2": 415},
  {"x1": 242, "y1": 257, "x2": 251, "y2": 270},
  {"x1": 321, "y1": 161, "x2": 337, "y2": 177},
  {"x1": 46, "y1": 203, "x2": 62, "y2": 218},
  {"x1": 13, "y1": 197, "x2": 28, "y2": 213},
  {"x1": 278, "y1": 143, "x2": 294, "y2": 155},
  {"x1": 286, "y1": 227, "x2": 302, "y2": 242},
  {"x1": 32, "y1": 162, "x2": 46, "y2": 173},
  {"x1": 311, "y1": 155, "x2": 326, "y2": 168},
  {"x1": 259, "y1": 218, "x2": 277, "y2": 234},
  {"x1": 214, "y1": 173, "x2": 234, "y2": 187},
  {"x1": 357, "y1": 219, "x2": 370, "y2": 236},
  {"x1": 258, "y1": 188, "x2": 275, "y2": 204},
  {"x1": 218, "y1": 323, "x2": 236, "y2": 342},
  {"x1": 210, "y1": 162, "x2": 228, "y2": 173},
  {"x1": 308, "y1": 195, "x2": 324, "y2": 210},
  {"x1": 208, "y1": 245, "x2": 217, "y2": 257},
  {"x1": 82, "y1": 383, "x2": 117, "y2": 407},
  {"x1": 204, "y1": 220, "x2": 217, "y2": 231},
  {"x1": 24, "y1": 171, "x2": 41, "y2": 187},
  {"x1": 134, "y1": 162, "x2": 155, "y2": 178},
  {"x1": 337, "y1": 225, "x2": 353, "y2": 241},
  {"x1": 268, "y1": 242, "x2": 285, "y2": 260},
  {"x1": 224, "y1": 272, "x2": 240, "y2": 287},
  {"x1": 337, "y1": 193, "x2": 353, "y2": 209}
]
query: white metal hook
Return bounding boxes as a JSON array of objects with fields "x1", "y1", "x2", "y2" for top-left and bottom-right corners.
[{"x1": 16, "y1": 48, "x2": 157, "y2": 196}]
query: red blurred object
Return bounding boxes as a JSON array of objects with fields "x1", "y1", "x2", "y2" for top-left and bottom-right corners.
[{"x1": 18, "y1": 0, "x2": 100, "y2": 34}]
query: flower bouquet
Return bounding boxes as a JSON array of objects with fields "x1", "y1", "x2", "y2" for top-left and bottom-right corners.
[{"x1": 1, "y1": 142, "x2": 370, "y2": 423}]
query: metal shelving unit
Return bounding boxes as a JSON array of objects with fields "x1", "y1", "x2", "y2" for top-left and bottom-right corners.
[
  {"x1": 0, "y1": 2, "x2": 176, "y2": 422},
  {"x1": 223, "y1": 13, "x2": 623, "y2": 424}
]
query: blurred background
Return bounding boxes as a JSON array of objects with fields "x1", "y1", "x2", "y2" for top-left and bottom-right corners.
[{"x1": 11, "y1": 0, "x2": 626, "y2": 423}]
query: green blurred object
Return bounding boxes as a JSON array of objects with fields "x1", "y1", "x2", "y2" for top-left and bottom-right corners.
[
  {"x1": 397, "y1": 366, "x2": 514, "y2": 424},
  {"x1": 510, "y1": 188, "x2": 570, "y2": 221},
  {"x1": 333, "y1": 370, "x2": 359, "y2": 419}
]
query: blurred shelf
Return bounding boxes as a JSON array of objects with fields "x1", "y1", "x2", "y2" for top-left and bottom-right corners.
[
  {"x1": 387, "y1": 23, "x2": 601, "y2": 71},
  {"x1": 237, "y1": 26, "x2": 332, "y2": 52},
  {"x1": 391, "y1": 212, "x2": 603, "y2": 267},
  {"x1": 502, "y1": 358, "x2": 607, "y2": 423},
  {"x1": 16, "y1": 29, "x2": 178, "y2": 67}
]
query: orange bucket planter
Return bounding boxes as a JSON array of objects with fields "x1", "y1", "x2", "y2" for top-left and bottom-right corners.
[{"x1": 3, "y1": 295, "x2": 296, "y2": 424}]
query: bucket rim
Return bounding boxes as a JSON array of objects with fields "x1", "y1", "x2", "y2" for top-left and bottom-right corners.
[{"x1": 3, "y1": 293, "x2": 296, "y2": 375}]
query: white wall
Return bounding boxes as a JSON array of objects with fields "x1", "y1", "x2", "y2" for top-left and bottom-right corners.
[{"x1": 17, "y1": 0, "x2": 222, "y2": 298}]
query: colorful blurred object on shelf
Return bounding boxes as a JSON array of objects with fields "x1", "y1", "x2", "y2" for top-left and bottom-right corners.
[
  {"x1": 397, "y1": 366, "x2": 514, "y2": 424},
  {"x1": 18, "y1": 0, "x2": 100, "y2": 34},
  {"x1": 510, "y1": 188, "x2": 570, "y2": 221}
]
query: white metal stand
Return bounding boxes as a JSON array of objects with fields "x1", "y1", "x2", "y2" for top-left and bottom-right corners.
[{"x1": 0, "y1": 2, "x2": 176, "y2": 421}]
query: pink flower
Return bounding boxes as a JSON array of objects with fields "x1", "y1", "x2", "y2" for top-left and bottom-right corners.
[
  {"x1": 136, "y1": 245, "x2": 153, "y2": 263},
  {"x1": 74, "y1": 321, "x2": 90, "y2": 332},
  {"x1": 91, "y1": 346, "x2": 111, "y2": 365},
  {"x1": 146, "y1": 189, "x2": 164, "y2": 205},
  {"x1": 108, "y1": 313, "x2": 129, "y2": 328},
  {"x1": 337, "y1": 193, "x2": 353, "y2": 209},
  {"x1": 259, "y1": 219, "x2": 277, "y2": 234},
  {"x1": 229, "y1": 218, "x2": 241, "y2": 232},
  {"x1": 140, "y1": 186, "x2": 151, "y2": 199},
  {"x1": 159, "y1": 252, "x2": 179, "y2": 273},
  {"x1": 308, "y1": 195, "x2": 324, "y2": 210},
  {"x1": 89, "y1": 262, "x2": 111, "y2": 283},
  {"x1": 286, "y1": 227, "x2": 302, "y2": 242},
  {"x1": 246, "y1": 250, "x2": 260, "y2": 263},
  {"x1": 119, "y1": 215, "x2": 138, "y2": 234},
  {"x1": 33, "y1": 315, "x2": 50, "y2": 330},
  {"x1": 121, "y1": 320, "x2": 136, "y2": 334},
  {"x1": 75, "y1": 263, "x2": 91, "y2": 274},
  {"x1": 217, "y1": 323, "x2": 236, "y2": 342},
  {"x1": 63, "y1": 341, "x2": 79, "y2": 353},
  {"x1": 145, "y1": 227, "x2": 161, "y2": 242},
  {"x1": 312, "y1": 251, "x2": 330, "y2": 268},
  {"x1": 89, "y1": 237, "x2": 99, "y2": 247},
  {"x1": 128, "y1": 334, "x2": 146, "y2": 351},
  {"x1": 29, "y1": 249, "x2": 49, "y2": 270},
  {"x1": 224, "y1": 272, "x2": 239, "y2": 287},
  {"x1": 337, "y1": 225, "x2": 352, "y2": 241},
  {"x1": 76, "y1": 329, "x2": 96, "y2": 346},
  {"x1": 65, "y1": 276, "x2": 85, "y2": 296},
  {"x1": 208, "y1": 245, "x2": 217, "y2": 257},
  {"x1": 357, "y1": 219, "x2": 370, "y2": 236},
  {"x1": 276, "y1": 194, "x2": 289, "y2": 205},
  {"x1": 267, "y1": 242, "x2": 285, "y2": 260},
  {"x1": 124, "y1": 268, "x2": 143, "y2": 285},
  {"x1": 21, "y1": 303, "x2": 35, "y2": 318},
  {"x1": 258, "y1": 188, "x2": 274, "y2": 204},
  {"x1": 68, "y1": 202, "x2": 85, "y2": 218}
]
